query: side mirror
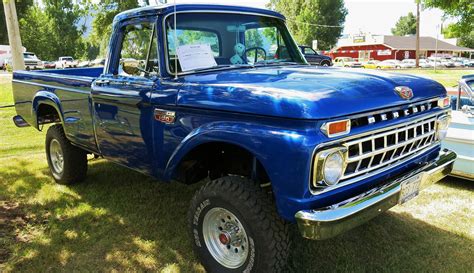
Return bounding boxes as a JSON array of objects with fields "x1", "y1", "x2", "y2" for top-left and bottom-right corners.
[{"x1": 121, "y1": 58, "x2": 140, "y2": 75}]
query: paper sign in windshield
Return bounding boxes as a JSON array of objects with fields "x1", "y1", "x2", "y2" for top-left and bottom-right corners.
[{"x1": 176, "y1": 44, "x2": 217, "y2": 72}]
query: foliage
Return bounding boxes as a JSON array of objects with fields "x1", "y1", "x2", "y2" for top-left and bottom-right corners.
[
  {"x1": 267, "y1": 0, "x2": 347, "y2": 50},
  {"x1": 442, "y1": 23, "x2": 474, "y2": 50},
  {"x1": 391, "y1": 12, "x2": 417, "y2": 36},
  {"x1": 89, "y1": 0, "x2": 140, "y2": 57},
  {"x1": 423, "y1": 0, "x2": 473, "y2": 49},
  {"x1": 19, "y1": 0, "x2": 87, "y2": 60},
  {"x1": 0, "y1": 0, "x2": 33, "y2": 45}
]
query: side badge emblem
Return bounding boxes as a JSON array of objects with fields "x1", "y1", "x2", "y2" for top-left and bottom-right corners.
[
  {"x1": 394, "y1": 86, "x2": 414, "y2": 100},
  {"x1": 155, "y1": 109, "x2": 176, "y2": 124}
]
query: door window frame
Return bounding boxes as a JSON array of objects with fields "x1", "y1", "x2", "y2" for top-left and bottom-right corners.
[{"x1": 105, "y1": 16, "x2": 160, "y2": 79}]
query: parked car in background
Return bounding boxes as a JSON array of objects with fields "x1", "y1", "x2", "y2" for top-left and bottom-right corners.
[
  {"x1": 451, "y1": 57, "x2": 467, "y2": 67},
  {"x1": 419, "y1": 59, "x2": 433, "y2": 68},
  {"x1": 442, "y1": 75, "x2": 474, "y2": 180},
  {"x1": 91, "y1": 58, "x2": 106, "y2": 67},
  {"x1": 55, "y1": 56, "x2": 78, "y2": 69},
  {"x1": 401, "y1": 59, "x2": 416, "y2": 68},
  {"x1": 333, "y1": 57, "x2": 363, "y2": 68},
  {"x1": 441, "y1": 59, "x2": 455, "y2": 68},
  {"x1": 361, "y1": 60, "x2": 380, "y2": 69},
  {"x1": 375, "y1": 60, "x2": 401, "y2": 69},
  {"x1": 23, "y1": 52, "x2": 44, "y2": 70},
  {"x1": 43, "y1": 61, "x2": 56, "y2": 69},
  {"x1": 298, "y1": 46, "x2": 332, "y2": 66},
  {"x1": 78, "y1": 60, "x2": 90, "y2": 68}
]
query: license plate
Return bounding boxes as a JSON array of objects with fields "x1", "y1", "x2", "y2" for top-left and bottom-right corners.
[{"x1": 399, "y1": 174, "x2": 422, "y2": 204}]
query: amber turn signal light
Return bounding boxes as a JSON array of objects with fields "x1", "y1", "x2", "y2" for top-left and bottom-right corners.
[
  {"x1": 437, "y1": 96, "x2": 450, "y2": 109},
  {"x1": 321, "y1": 119, "x2": 351, "y2": 138}
]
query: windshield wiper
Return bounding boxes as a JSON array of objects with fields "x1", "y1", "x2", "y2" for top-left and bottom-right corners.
[{"x1": 254, "y1": 60, "x2": 302, "y2": 67}]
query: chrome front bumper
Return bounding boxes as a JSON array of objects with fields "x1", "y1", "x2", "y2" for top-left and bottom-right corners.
[{"x1": 295, "y1": 149, "x2": 457, "y2": 240}]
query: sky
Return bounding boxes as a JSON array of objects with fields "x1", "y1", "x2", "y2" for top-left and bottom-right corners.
[{"x1": 158, "y1": 0, "x2": 451, "y2": 37}]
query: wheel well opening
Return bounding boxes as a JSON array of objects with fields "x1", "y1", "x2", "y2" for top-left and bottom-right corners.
[
  {"x1": 37, "y1": 104, "x2": 61, "y2": 126},
  {"x1": 174, "y1": 142, "x2": 270, "y2": 185}
]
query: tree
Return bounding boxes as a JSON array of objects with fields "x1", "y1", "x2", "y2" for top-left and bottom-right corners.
[
  {"x1": 423, "y1": 0, "x2": 473, "y2": 50},
  {"x1": 442, "y1": 23, "x2": 474, "y2": 50},
  {"x1": 0, "y1": 0, "x2": 33, "y2": 45},
  {"x1": 90, "y1": 0, "x2": 140, "y2": 56},
  {"x1": 391, "y1": 12, "x2": 417, "y2": 36},
  {"x1": 267, "y1": 0, "x2": 347, "y2": 50},
  {"x1": 19, "y1": 0, "x2": 86, "y2": 60}
]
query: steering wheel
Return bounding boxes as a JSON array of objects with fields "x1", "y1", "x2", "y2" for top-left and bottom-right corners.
[{"x1": 244, "y1": 47, "x2": 267, "y2": 64}]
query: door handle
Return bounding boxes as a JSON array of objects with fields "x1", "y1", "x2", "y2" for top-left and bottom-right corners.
[{"x1": 95, "y1": 79, "x2": 110, "y2": 86}]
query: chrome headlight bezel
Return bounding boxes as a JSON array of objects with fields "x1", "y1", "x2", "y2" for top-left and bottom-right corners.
[
  {"x1": 436, "y1": 114, "x2": 451, "y2": 140},
  {"x1": 313, "y1": 146, "x2": 348, "y2": 187}
]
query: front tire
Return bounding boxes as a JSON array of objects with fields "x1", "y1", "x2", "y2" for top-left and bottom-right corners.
[
  {"x1": 46, "y1": 124, "x2": 88, "y2": 184},
  {"x1": 188, "y1": 176, "x2": 289, "y2": 272}
]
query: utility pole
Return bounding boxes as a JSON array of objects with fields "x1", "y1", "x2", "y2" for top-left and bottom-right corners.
[
  {"x1": 434, "y1": 24, "x2": 439, "y2": 72},
  {"x1": 3, "y1": 0, "x2": 25, "y2": 71},
  {"x1": 415, "y1": 0, "x2": 420, "y2": 68}
]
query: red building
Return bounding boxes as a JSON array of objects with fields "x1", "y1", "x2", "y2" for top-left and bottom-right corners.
[{"x1": 323, "y1": 35, "x2": 474, "y2": 61}]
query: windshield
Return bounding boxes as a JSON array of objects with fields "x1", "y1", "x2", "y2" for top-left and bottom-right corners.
[
  {"x1": 23, "y1": 53, "x2": 38, "y2": 59},
  {"x1": 165, "y1": 12, "x2": 305, "y2": 74},
  {"x1": 62, "y1": 57, "x2": 73, "y2": 61}
]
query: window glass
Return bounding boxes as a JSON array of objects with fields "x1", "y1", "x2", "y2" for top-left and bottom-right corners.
[
  {"x1": 168, "y1": 29, "x2": 220, "y2": 57},
  {"x1": 165, "y1": 13, "x2": 305, "y2": 74},
  {"x1": 244, "y1": 26, "x2": 287, "y2": 63},
  {"x1": 303, "y1": 47, "x2": 316, "y2": 55},
  {"x1": 119, "y1": 23, "x2": 158, "y2": 77}
]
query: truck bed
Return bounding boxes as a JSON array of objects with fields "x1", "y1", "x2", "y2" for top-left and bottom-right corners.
[{"x1": 13, "y1": 67, "x2": 103, "y2": 153}]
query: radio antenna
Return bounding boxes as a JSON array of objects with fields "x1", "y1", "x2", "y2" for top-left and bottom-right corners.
[{"x1": 173, "y1": 0, "x2": 178, "y2": 79}]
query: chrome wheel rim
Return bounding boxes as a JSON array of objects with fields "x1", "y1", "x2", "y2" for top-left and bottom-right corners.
[
  {"x1": 202, "y1": 207, "x2": 249, "y2": 269},
  {"x1": 49, "y1": 139, "x2": 64, "y2": 174}
]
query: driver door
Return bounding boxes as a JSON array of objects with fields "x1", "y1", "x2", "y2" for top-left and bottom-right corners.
[{"x1": 91, "y1": 21, "x2": 159, "y2": 175}]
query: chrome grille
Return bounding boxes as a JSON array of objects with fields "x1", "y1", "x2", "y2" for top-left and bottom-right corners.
[{"x1": 342, "y1": 115, "x2": 438, "y2": 181}]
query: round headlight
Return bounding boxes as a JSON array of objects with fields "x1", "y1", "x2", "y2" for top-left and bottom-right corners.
[{"x1": 323, "y1": 151, "x2": 345, "y2": 186}]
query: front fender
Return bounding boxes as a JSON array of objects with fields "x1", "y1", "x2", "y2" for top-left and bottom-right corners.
[
  {"x1": 32, "y1": 91, "x2": 64, "y2": 129},
  {"x1": 164, "y1": 120, "x2": 320, "y2": 220}
]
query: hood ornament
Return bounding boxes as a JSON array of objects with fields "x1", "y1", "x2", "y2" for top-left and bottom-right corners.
[{"x1": 394, "y1": 86, "x2": 414, "y2": 100}]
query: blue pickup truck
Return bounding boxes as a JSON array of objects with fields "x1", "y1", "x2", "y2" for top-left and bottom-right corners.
[{"x1": 12, "y1": 4, "x2": 456, "y2": 272}]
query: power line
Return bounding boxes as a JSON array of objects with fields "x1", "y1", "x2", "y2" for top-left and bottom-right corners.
[{"x1": 286, "y1": 18, "x2": 344, "y2": 28}]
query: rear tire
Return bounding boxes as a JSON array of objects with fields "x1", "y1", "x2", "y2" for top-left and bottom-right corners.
[
  {"x1": 188, "y1": 176, "x2": 289, "y2": 272},
  {"x1": 46, "y1": 124, "x2": 88, "y2": 184}
]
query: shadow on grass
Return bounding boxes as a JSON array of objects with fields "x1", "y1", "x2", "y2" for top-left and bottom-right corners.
[
  {"x1": 2, "y1": 159, "x2": 473, "y2": 272},
  {"x1": 439, "y1": 176, "x2": 474, "y2": 191}
]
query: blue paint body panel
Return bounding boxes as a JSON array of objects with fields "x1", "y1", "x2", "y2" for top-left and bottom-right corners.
[{"x1": 11, "y1": 4, "x2": 448, "y2": 221}]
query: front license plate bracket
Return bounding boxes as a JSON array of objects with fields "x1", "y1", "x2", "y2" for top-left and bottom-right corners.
[{"x1": 399, "y1": 174, "x2": 422, "y2": 204}]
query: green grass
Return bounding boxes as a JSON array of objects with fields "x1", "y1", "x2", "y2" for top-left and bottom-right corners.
[
  {"x1": 1, "y1": 72, "x2": 473, "y2": 272},
  {"x1": 388, "y1": 69, "x2": 474, "y2": 89}
]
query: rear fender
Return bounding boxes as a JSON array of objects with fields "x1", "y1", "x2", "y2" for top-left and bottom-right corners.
[{"x1": 32, "y1": 91, "x2": 64, "y2": 129}]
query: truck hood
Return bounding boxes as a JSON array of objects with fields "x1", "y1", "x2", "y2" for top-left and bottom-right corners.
[{"x1": 177, "y1": 66, "x2": 446, "y2": 120}]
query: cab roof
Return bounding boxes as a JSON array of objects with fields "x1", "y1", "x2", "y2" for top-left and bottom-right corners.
[{"x1": 114, "y1": 4, "x2": 285, "y2": 23}]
